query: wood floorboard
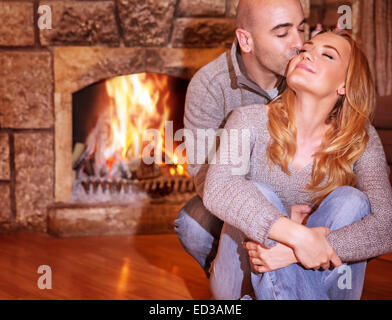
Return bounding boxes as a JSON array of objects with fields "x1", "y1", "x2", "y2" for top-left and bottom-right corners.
[{"x1": 0, "y1": 232, "x2": 390, "y2": 300}]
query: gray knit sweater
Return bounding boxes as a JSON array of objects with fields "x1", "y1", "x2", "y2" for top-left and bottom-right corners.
[
  {"x1": 184, "y1": 41, "x2": 285, "y2": 198},
  {"x1": 203, "y1": 104, "x2": 392, "y2": 263}
]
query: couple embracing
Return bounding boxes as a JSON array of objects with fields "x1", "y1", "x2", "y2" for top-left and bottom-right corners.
[{"x1": 174, "y1": 0, "x2": 392, "y2": 300}]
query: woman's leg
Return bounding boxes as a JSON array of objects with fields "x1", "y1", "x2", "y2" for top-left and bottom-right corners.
[
  {"x1": 252, "y1": 186, "x2": 371, "y2": 300},
  {"x1": 209, "y1": 181, "x2": 288, "y2": 300},
  {"x1": 305, "y1": 186, "x2": 371, "y2": 300}
]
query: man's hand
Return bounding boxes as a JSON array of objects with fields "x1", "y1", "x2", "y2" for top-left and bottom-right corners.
[
  {"x1": 292, "y1": 226, "x2": 342, "y2": 270},
  {"x1": 243, "y1": 241, "x2": 297, "y2": 273},
  {"x1": 290, "y1": 204, "x2": 312, "y2": 224},
  {"x1": 268, "y1": 217, "x2": 343, "y2": 271}
]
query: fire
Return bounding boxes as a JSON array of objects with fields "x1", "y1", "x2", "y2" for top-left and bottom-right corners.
[
  {"x1": 89, "y1": 73, "x2": 186, "y2": 177},
  {"x1": 105, "y1": 73, "x2": 170, "y2": 160},
  {"x1": 170, "y1": 155, "x2": 185, "y2": 176}
]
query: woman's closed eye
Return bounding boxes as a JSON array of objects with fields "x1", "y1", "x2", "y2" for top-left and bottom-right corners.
[{"x1": 299, "y1": 48, "x2": 334, "y2": 60}]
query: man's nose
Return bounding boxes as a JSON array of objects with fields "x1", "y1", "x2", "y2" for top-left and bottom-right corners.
[{"x1": 292, "y1": 29, "x2": 304, "y2": 51}]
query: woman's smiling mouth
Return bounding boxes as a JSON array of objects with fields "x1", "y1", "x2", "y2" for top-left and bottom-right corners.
[{"x1": 296, "y1": 63, "x2": 316, "y2": 73}]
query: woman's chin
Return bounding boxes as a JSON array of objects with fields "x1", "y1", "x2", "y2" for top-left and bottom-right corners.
[
  {"x1": 286, "y1": 72, "x2": 317, "y2": 93},
  {"x1": 286, "y1": 77, "x2": 315, "y2": 94}
]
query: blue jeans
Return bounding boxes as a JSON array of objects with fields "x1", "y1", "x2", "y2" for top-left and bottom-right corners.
[
  {"x1": 175, "y1": 182, "x2": 371, "y2": 300},
  {"x1": 174, "y1": 196, "x2": 223, "y2": 277}
]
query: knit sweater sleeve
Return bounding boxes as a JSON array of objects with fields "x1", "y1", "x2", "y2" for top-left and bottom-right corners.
[
  {"x1": 202, "y1": 107, "x2": 285, "y2": 245},
  {"x1": 327, "y1": 125, "x2": 392, "y2": 262},
  {"x1": 183, "y1": 69, "x2": 225, "y2": 198}
]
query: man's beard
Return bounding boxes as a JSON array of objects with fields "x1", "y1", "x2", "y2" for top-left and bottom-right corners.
[
  {"x1": 254, "y1": 45, "x2": 299, "y2": 77},
  {"x1": 287, "y1": 48, "x2": 300, "y2": 60}
]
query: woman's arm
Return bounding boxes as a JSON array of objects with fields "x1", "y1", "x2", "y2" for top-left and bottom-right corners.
[
  {"x1": 327, "y1": 125, "x2": 392, "y2": 262},
  {"x1": 268, "y1": 217, "x2": 342, "y2": 269},
  {"x1": 245, "y1": 221, "x2": 331, "y2": 273},
  {"x1": 245, "y1": 205, "x2": 342, "y2": 271}
]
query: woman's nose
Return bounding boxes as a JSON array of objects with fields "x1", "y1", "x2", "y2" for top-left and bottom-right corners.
[{"x1": 302, "y1": 50, "x2": 313, "y2": 62}]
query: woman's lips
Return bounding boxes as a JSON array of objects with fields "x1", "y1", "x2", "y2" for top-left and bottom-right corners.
[{"x1": 296, "y1": 63, "x2": 315, "y2": 73}]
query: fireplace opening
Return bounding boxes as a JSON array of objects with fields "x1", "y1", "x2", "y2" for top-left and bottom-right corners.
[{"x1": 71, "y1": 73, "x2": 193, "y2": 203}]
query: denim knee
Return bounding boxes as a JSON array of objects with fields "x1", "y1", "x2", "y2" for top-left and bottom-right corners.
[
  {"x1": 252, "y1": 181, "x2": 287, "y2": 214},
  {"x1": 174, "y1": 196, "x2": 222, "y2": 252},
  {"x1": 316, "y1": 186, "x2": 371, "y2": 230}
]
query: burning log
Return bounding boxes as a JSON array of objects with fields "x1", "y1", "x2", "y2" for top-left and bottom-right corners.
[
  {"x1": 135, "y1": 160, "x2": 161, "y2": 180},
  {"x1": 72, "y1": 142, "x2": 95, "y2": 180}
]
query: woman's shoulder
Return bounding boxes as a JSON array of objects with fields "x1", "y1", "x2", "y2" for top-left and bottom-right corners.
[
  {"x1": 355, "y1": 123, "x2": 387, "y2": 167},
  {"x1": 364, "y1": 123, "x2": 383, "y2": 149}
]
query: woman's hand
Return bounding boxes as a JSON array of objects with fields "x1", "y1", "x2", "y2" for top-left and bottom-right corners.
[
  {"x1": 290, "y1": 204, "x2": 312, "y2": 224},
  {"x1": 292, "y1": 226, "x2": 342, "y2": 270},
  {"x1": 243, "y1": 241, "x2": 297, "y2": 273},
  {"x1": 267, "y1": 217, "x2": 343, "y2": 270}
]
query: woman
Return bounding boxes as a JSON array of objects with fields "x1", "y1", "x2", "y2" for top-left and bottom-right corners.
[{"x1": 202, "y1": 30, "x2": 392, "y2": 300}]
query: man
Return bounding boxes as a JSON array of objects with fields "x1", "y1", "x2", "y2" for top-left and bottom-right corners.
[{"x1": 174, "y1": 0, "x2": 306, "y2": 276}]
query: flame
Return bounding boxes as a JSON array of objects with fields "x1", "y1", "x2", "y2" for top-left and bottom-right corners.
[
  {"x1": 95, "y1": 73, "x2": 186, "y2": 176},
  {"x1": 105, "y1": 73, "x2": 169, "y2": 160},
  {"x1": 177, "y1": 165, "x2": 185, "y2": 175}
]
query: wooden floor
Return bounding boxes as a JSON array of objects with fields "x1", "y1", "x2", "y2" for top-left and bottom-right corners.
[{"x1": 0, "y1": 232, "x2": 390, "y2": 300}]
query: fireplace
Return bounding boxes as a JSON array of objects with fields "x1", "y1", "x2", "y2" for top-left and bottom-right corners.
[{"x1": 48, "y1": 48, "x2": 226, "y2": 237}]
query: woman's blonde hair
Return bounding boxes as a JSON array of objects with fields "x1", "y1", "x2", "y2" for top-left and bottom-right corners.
[{"x1": 267, "y1": 30, "x2": 376, "y2": 207}]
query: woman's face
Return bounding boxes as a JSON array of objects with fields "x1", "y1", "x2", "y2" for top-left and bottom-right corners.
[{"x1": 286, "y1": 32, "x2": 352, "y2": 99}]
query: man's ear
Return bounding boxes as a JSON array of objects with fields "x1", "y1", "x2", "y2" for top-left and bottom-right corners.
[{"x1": 235, "y1": 28, "x2": 252, "y2": 53}]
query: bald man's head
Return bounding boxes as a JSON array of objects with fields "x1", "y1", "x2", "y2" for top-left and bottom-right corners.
[
  {"x1": 235, "y1": 0, "x2": 305, "y2": 81},
  {"x1": 236, "y1": 0, "x2": 303, "y2": 32},
  {"x1": 236, "y1": 0, "x2": 255, "y2": 30}
]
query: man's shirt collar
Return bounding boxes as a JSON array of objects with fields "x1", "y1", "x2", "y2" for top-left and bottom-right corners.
[{"x1": 231, "y1": 40, "x2": 286, "y2": 101}]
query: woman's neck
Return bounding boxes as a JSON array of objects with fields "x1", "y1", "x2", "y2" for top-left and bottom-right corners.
[{"x1": 293, "y1": 92, "x2": 334, "y2": 142}]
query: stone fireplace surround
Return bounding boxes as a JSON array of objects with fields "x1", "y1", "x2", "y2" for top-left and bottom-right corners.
[
  {"x1": 0, "y1": 0, "x2": 318, "y2": 236},
  {"x1": 48, "y1": 46, "x2": 221, "y2": 237}
]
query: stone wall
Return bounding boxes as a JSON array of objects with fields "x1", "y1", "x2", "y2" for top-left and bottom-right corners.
[{"x1": 0, "y1": 0, "x2": 241, "y2": 233}]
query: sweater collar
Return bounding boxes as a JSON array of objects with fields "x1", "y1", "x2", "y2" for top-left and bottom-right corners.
[{"x1": 230, "y1": 40, "x2": 286, "y2": 101}]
